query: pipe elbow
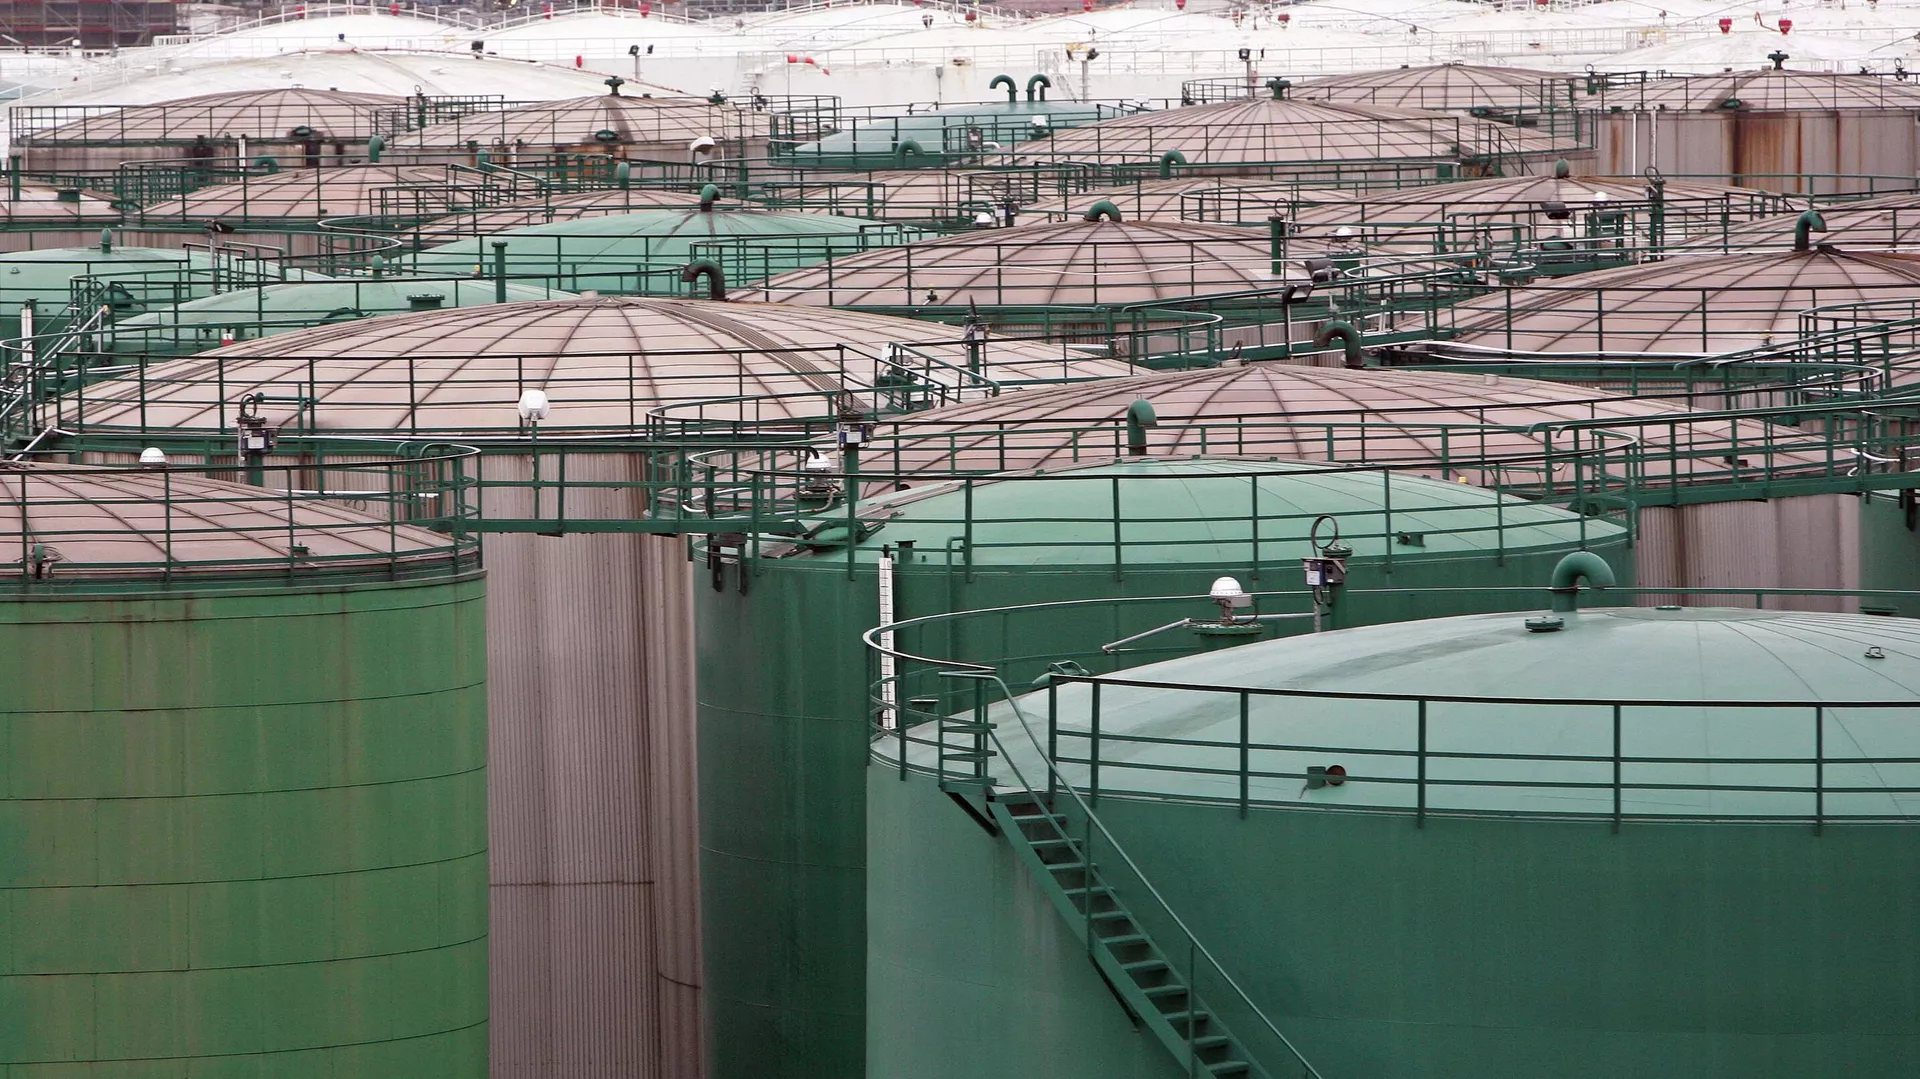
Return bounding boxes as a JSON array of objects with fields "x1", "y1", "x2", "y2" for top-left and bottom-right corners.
[
  {"x1": 1548, "y1": 551, "x2": 1615, "y2": 612},
  {"x1": 1158, "y1": 148, "x2": 1187, "y2": 179},
  {"x1": 698, "y1": 183, "x2": 720, "y2": 211},
  {"x1": 1026, "y1": 73, "x2": 1052, "y2": 101},
  {"x1": 681, "y1": 259, "x2": 726, "y2": 301},
  {"x1": 895, "y1": 138, "x2": 926, "y2": 163},
  {"x1": 1124, "y1": 397, "x2": 1157, "y2": 456},
  {"x1": 1793, "y1": 208, "x2": 1827, "y2": 251},
  {"x1": 1314, "y1": 320, "x2": 1365, "y2": 368},
  {"x1": 989, "y1": 74, "x2": 1016, "y2": 102},
  {"x1": 1082, "y1": 199, "x2": 1121, "y2": 222}
]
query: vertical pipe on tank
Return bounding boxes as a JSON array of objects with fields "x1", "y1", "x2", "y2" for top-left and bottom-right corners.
[
  {"x1": 492, "y1": 240, "x2": 508, "y2": 303},
  {"x1": 7, "y1": 155, "x2": 18, "y2": 202}
]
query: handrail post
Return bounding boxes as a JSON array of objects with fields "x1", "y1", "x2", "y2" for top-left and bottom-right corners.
[
  {"x1": 1612, "y1": 703, "x2": 1623, "y2": 834},
  {"x1": 1416, "y1": 698, "x2": 1427, "y2": 829},
  {"x1": 1814, "y1": 705, "x2": 1824, "y2": 835},
  {"x1": 1048, "y1": 680, "x2": 1060, "y2": 803},
  {"x1": 1233, "y1": 690, "x2": 1251, "y2": 819},
  {"x1": 1090, "y1": 680, "x2": 1101, "y2": 807}
]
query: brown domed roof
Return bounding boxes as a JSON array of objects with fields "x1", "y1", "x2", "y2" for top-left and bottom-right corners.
[
  {"x1": 393, "y1": 93, "x2": 772, "y2": 149},
  {"x1": 1440, "y1": 248, "x2": 1920, "y2": 355},
  {"x1": 68, "y1": 296, "x2": 1135, "y2": 436},
  {"x1": 26, "y1": 88, "x2": 403, "y2": 143},
  {"x1": 0, "y1": 461, "x2": 457, "y2": 581},
  {"x1": 748, "y1": 218, "x2": 1306, "y2": 307},
  {"x1": 1298, "y1": 64, "x2": 1573, "y2": 111}
]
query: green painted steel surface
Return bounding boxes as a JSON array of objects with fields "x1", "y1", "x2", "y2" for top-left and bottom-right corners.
[
  {"x1": 1090, "y1": 798, "x2": 1920, "y2": 1078},
  {"x1": 108, "y1": 277, "x2": 575, "y2": 354},
  {"x1": 698, "y1": 458, "x2": 1631, "y2": 1079},
  {"x1": 784, "y1": 102, "x2": 1122, "y2": 169},
  {"x1": 0, "y1": 574, "x2": 489, "y2": 1076},
  {"x1": 866, "y1": 769, "x2": 1185, "y2": 1079},
  {"x1": 404, "y1": 209, "x2": 928, "y2": 292}
]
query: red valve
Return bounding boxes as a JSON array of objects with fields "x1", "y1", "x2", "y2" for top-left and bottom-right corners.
[
  {"x1": 1778, "y1": 17, "x2": 1792, "y2": 32},
  {"x1": 1718, "y1": 16, "x2": 1732, "y2": 31}
]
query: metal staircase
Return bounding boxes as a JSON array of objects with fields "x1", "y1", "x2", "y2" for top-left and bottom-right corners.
[{"x1": 989, "y1": 791, "x2": 1263, "y2": 1078}]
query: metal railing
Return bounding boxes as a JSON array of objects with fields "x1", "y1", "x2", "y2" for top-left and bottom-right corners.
[
  {"x1": 0, "y1": 441, "x2": 482, "y2": 590},
  {"x1": 867, "y1": 586, "x2": 1920, "y2": 828}
]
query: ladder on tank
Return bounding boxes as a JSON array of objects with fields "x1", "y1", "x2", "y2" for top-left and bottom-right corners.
[
  {"x1": 924, "y1": 674, "x2": 1310, "y2": 1079},
  {"x1": 988, "y1": 792, "x2": 1266, "y2": 1079}
]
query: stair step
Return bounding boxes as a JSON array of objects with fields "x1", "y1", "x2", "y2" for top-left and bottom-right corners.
[
  {"x1": 1143, "y1": 984, "x2": 1191, "y2": 1000},
  {"x1": 1207, "y1": 1062, "x2": 1250, "y2": 1076},
  {"x1": 1189, "y1": 1035, "x2": 1231, "y2": 1052},
  {"x1": 1030, "y1": 838, "x2": 1076, "y2": 851},
  {"x1": 941, "y1": 750, "x2": 990, "y2": 761},
  {"x1": 1121, "y1": 959, "x2": 1169, "y2": 976},
  {"x1": 940, "y1": 722, "x2": 995, "y2": 733},
  {"x1": 1099, "y1": 934, "x2": 1150, "y2": 949},
  {"x1": 1163, "y1": 1009, "x2": 1210, "y2": 1025},
  {"x1": 1063, "y1": 885, "x2": 1114, "y2": 899},
  {"x1": 1089, "y1": 909, "x2": 1132, "y2": 923},
  {"x1": 1044, "y1": 860, "x2": 1088, "y2": 874}
]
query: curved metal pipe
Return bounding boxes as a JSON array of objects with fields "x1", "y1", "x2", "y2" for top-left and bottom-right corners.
[
  {"x1": 254, "y1": 155, "x2": 280, "y2": 174},
  {"x1": 1158, "y1": 149, "x2": 1187, "y2": 179},
  {"x1": 1794, "y1": 208, "x2": 1827, "y2": 251},
  {"x1": 1552, "y1": 157, "x2": 1570, "y2": 179},
  {"x1": 1314, "y1": 320, "x2": 1364, "y2": 368},
  {"x1": 1026, "y1": 73, "x2": 1052, "y2": 101},
  {"x1": 1549, "y1": 550, "x2": 1616, "y2": 612},
  {"x1": 681, "y1": 259, "x2": 726, "y2": 301},
  {"x1": 895, "y1": 138, "x2": 926, "y2": 164},
  {"x1": 989, "y1": 74, "x2": 1016, "y2": 102},
  {"x1": 1082, "y1": 199, "x2": 1121, "y2": 222},
  {"x1": 699, "y1": 183, "x2": 720, "y2": 211},
  {"x1": 1125, "y1": 397, "x2": 1157, "y2": 456},
  {"x1": 367, "y1": 134, "x2": 385, "y2": 163},
  {"x1": 616, "y1": 161, "x2": 631, "y2": 189}
]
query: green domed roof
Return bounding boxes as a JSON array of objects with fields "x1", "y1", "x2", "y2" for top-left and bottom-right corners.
[
  {"x1": 786, "y1": 457, "x2": 1623, "y2": 566},
  {"x1": 403, "y1": 207, "x2": 927, "y2": 288},
  {"x1": 110, "y1": 277, "x2": 575, "y2": 348},
  {"x1": 958, "y1": 605, "x2": 1920, "y2": 819}
]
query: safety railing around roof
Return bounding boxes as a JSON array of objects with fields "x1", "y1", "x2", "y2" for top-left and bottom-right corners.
[
  {"x1": 0, "y1": 441, "x2": 482, "y2": 590},
  {"x1": 866, "y1": 587, "x2": 1920, "y2": 830},
  {"x1": 10, "y1": 100, "x2": 397, "y2": 145},
  {"x1": 656, "y1": 394, "x2": 1919, "y2": 533}
]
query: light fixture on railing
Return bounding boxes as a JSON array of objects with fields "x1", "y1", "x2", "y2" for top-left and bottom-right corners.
[
  {"x1": 139, "y1": 447, "x2": 167, "y2": 468},
  {"x1": 516, "y1": 388, "x2": 550, "y2": 424}
]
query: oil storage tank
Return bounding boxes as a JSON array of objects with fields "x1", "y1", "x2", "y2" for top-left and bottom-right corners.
[
  {"x1": 40, "y1": 295, "x2": 1131, "y2": 1079},
  {"x1": 697, "y1": 454, "x2": 1634, "y2": 1079},
  {"x1": 0, "y1": 456, "x2": 488, "y2": 1076},
  {"x1": 869, "y1": 582, "x2": 1920, "y2": 1078}
]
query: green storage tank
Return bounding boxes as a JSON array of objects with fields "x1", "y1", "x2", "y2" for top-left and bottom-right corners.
[
  {"x1": 782, "y1": 97, "x2": 1124, "y2": 169},
  {"x1": 403, "y1": 203, "x2": 928, "y2": 294},
  {"x1": 870, "y1": 590, "x2": 1920, "y2": 1078},
  {"x1": 698, "y1": 456, "x2": 1633, "y2": 1078},
  {"x1": 0, "y1": 459, "x2": 488, "y2": 1076}
]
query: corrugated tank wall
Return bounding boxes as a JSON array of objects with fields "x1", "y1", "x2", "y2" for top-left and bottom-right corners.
[
  {"x1": 479, "y1": 453, "x2": 702, "y2": 1079},
  {"x1": 1635, "y1": 494, "x2": 1860, "y2": 611}
]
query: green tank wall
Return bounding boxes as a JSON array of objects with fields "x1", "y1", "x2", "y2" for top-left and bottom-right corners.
[
  {"x1": 0, "y1": 574, "x2": 489, "y2": 1076},
  {"x1": 1861, "y1": 491, "x2": 1920, "y2": 600},
  {"x1": 866, "y1": 767, "x2": 1185, "y2": 1079},
  {"x1": 1080, "y1": 796, "x2": 1920, "y2": 1078},
  {"x1": 699, "y1": 535, "x2": 1634, "y2": 1078}
]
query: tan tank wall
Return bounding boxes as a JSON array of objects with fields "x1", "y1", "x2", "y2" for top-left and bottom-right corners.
[
  {"x1": 478, "y1": 452, "x2": 702, "y2": 1079},
  {"x1": 1592, "y1": 110, "x2": 1920, "y2": 194},
  {"x1": 1635, "y1": 493, "x2": 1861, "y2": 611}
]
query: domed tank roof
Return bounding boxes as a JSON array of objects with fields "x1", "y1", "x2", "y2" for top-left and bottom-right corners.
[
  {"x1": 0, "y1": 460, "x2": 459, "y2": 582},
  {"x1": 1442, "y1": 247, "x2": 1920, "y2": 355},
  {"x1": 785, "y1": 100, "x2": 1120, "y2": 166},
  {"x1": 1018, "y1": 176, "x2": 1346, "y2": 223},
  {"x1": 25, "y1": 87, "x2": 403, "y2": 142},
  {"x1": 1298, "y1": 63, "x2": 1572, "y2": 110},
  {"x1": 108, "y1": 277, "x2": 574, "y2": 343},
  {"x1": 413, "y1": 186, "x2": 709, "y2": 244},
  {"x1": 1287, "y1": 172, "x2": 1787, "y2": 233},
  {"x1": 1687, "y1": 194, "x2": 1920, "y2": 250},
  {"x1": 137, "y1": 163, "x2": 495, "y2": 222},
  {"x1": 393, "y1": 91, "x2": 769, "y2": 148},
  {"x1": 404, "y1": 206, "x2": 928, "y2": 284},
  {"x1": 747, "y1": 217, "x2": 1300, "y2": 307},
  {"x1": 0, "y1": 183, "x2": 120, "y2": 224},
  {"x1": 776, "y1": 456, "x2": 1622, "y2": 566},
  {"x1": 68, "y1": 296, "x2": 1134, "y2": 436},
  {"x1": 1009, "y1": 94, "x2": 1580, "y2": 166},
  {"x1": 977, "y1": 604, "x2": 1920, "y2": 818},
  {"x1": 1588, "y1": 65, "x2": 1920, "y2": 111},
  {"x1": 839, "y1": 363, "x2": 1832, "y2": 485}
]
